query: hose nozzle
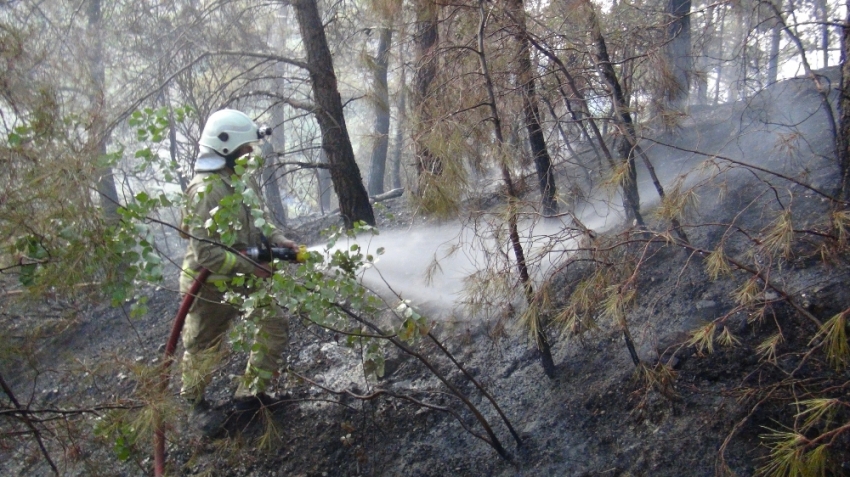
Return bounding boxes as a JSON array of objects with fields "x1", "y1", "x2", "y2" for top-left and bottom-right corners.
[{"x1": 243, "y1": 245, "x2": 308, "y2": 263}]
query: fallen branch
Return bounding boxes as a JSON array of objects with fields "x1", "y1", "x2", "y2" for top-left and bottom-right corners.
[
  {"x1": 334, "y1": 302, "x2": 514, "y2": 459},
  {"x1": 289, "y1": 370, "x2": 499, "y2": 452}
]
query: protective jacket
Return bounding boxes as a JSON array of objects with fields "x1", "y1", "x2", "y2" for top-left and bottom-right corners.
[{"x1": 180, "y1": 168, "x2": 288, "y2": 289}]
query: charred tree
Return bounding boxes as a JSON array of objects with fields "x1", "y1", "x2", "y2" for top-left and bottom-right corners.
[
  {"x1": 581, "y1": 0, "x2": 644, "y2": 226},
  {"x1": 367, "y1": 27, "x2": 393, "y2": 196},
  {"x1": 477, "y1": 0, "x2": 555, "y2": 379},
  {"x1": 505, "y1": 0, "x2": 558, "y2": 217},
  {"x1": 292, "y1": 0, "x2": 375, "y2": 227},
  {"x1": 581, "y1": 0, "x2": 690, "y2": 242}
]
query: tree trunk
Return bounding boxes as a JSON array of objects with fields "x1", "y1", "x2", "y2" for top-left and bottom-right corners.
[
  {"x1": 367, "y1": 28, "x2": 392, "y2": 196},
  {"x1": 663, "y1": 0, "x2": 692, "y2": 111},
  {"x1": 88, "y1": 0, "x2": 120, "y2": 224},
  {"x1": 768, "y1": 3, "x2": 781, "y2": 85},
  {"x1": 816, "y1": 0, "x2": 829, "y2": 67},
  {"x1": 168, "y1": 106, "x2": 189, "y2": 192},
  {"x1": 714, "y1": 6, "x2": 727, "y2": 104},
  {"x1": 505, "y1": 0, "x2": 558, "y2": 217},
  {"x1": 477, "y1": 0, "x2": 555, "y2": 379},
  {"x1": 269, "y1": 102, "x2": 289, "y2": 225},
  {"x1": 582, "y1": 0, "x2": 644, "y2": 226},
  {"x1": 318, "y1": 150, "x2": 333, "y2": 214},
  {"x1": 261, "y1": 141, "x2": 287, "y2": 227},
  {"x1": 839, "y1": 5, "x2": 850, "y2": 201},
  {"x1": 390, "y1": 62, "x2": 406, "y2": 191},
  {"x1": 413, "y1": 0, "x2": 442, "y2": 185},
  {"x1": 292, "y1": 0, "x2": 375, "y2": 228}
]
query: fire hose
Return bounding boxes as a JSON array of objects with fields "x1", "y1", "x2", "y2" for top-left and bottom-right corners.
[{"x1": 153, "y1": 245, "x2": 307, "y2": 477}]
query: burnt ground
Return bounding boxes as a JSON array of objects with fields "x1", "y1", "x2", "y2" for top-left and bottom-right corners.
[
  {"x1": 3, "y1": 191, "x2": 849, "y2": 477},
  {"x1": 3, "y1": 71, "x2": 850, "y2": 476}
]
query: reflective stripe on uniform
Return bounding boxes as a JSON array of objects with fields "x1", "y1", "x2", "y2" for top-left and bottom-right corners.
[{"x1": 217, "y1": 251, "x2": 239, "y2": 276}]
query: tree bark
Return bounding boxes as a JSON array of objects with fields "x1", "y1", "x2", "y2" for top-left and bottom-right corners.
[
  {"x1": 505, "y1": 0, "x2": 558, "y2": 217},
  {"x1": 714, "y1": 7, "x2": 728, "y2": 104},
  {"x1": 292, "y1": 0, "x2": 375, "y2": 228},
  {"x1": 768, "y1": 3, "x2": 781, "y2": 85},
  {"x1": 318, "y1": 149, "x2": 333, "y2": 214},
  {"x1": 816, "y1": 0, "x2": 829, "y2": 67},
  {"x1": 270, "y1": 102, "x2": 289, "y2": 224},
  {"x1": 367, "y1": 27, "x2": 393, "y2": 196},
  {"x1": 412, "y1": 0, "x2": 442, "y2": 185},
  {"x1": 694, "y1": 6, "x2": 711, "y2": 105}
]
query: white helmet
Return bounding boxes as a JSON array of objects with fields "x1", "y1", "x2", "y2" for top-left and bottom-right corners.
[
  {"x1": 195, "y1": 109, "x2": 272, "y2": 172},
  {"x1": 199, "y1": 109, "x2": 261, "y2": 156}
]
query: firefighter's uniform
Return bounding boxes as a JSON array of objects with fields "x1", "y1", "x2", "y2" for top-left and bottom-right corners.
[{"x1": 179, "y1": 167, "x2": 291, "y2": 404}]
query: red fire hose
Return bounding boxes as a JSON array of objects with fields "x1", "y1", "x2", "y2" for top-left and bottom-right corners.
[
  {"x1": 151, "y1": 245, "x2": 306, "y2": 475},
  {"x1": 154, "y1": 267, "x2": 210, "y2": 477}
]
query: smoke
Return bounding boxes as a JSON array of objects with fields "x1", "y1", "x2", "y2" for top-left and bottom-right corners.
[
  {"x1": 319, "y1": 194, "x2": 625, "y2": 322},
  {"x1": 316, "y1": 73, "x2": 837, "y2": 324}
]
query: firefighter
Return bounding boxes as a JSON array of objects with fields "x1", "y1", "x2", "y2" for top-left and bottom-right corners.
[{"x1": 179, "y1": 109, "x2": 295, "y2": 427}]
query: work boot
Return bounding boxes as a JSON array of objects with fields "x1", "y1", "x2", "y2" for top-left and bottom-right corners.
[{"x1": 188, "y1": 398, "x2": 227, "y2": 437}]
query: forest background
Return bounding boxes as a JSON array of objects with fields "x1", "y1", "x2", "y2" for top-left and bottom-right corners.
[{"x1": 2, "y1": 0, "x2": 850, "y2": 475}]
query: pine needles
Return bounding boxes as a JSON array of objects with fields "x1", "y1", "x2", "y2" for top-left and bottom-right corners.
[{"x1": 809, "y1": 311, "x2": 850, "y2": 371}]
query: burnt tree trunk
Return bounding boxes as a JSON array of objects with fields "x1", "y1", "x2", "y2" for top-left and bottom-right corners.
[
  {"x1": 582, "y1": 0, "x2": 644, "y2": 226},
  {"x1": 505, "y1": 0, "x2": 558, "y2": 217},
  {"x1": 477, "y1": 0, "x2": 555, "y2": 379},
  {"x1": 293, "y1": 0, "x2": 375, "y2": 227}
]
